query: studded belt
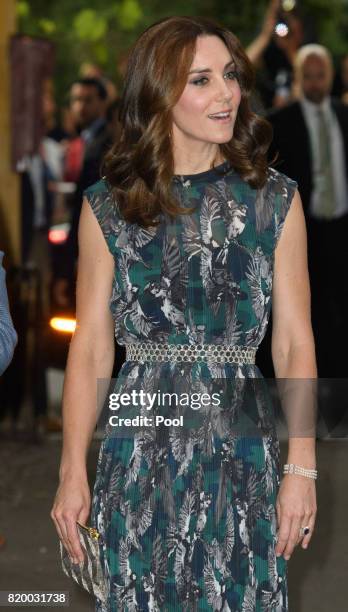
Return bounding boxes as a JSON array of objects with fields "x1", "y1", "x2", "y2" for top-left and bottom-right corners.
[{"x1": 125, "y1": 342, "x2": 257, "y2": 365}]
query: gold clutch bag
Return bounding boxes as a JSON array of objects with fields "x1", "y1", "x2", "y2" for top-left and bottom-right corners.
[{"x1": 59, "y1": 521, "x2": 108, "y2": 604}]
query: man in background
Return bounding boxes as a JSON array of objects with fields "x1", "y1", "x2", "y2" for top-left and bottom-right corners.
[
  {"x1": 52, "y1": 77, "x2": 112, "y2": 304},
  {"x1": 268, "y1": 45, "x2": 348, "y2": 220},
  {"x1": 266, "y1": 44, "x2": 348, "y2": 435}
]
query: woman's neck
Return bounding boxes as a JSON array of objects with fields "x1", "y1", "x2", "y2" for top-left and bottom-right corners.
[{"x1": 173, "y1": 150, "x2": 226, "y2": 175}]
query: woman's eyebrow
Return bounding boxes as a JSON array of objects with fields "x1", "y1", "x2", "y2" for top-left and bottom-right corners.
[{"x1": 188, "y1": 60, "x2": 235, "y2": 74}]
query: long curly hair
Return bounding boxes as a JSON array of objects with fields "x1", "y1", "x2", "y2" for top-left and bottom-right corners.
[{"x1": 102, "y1": 15, "x2": 273, "y2": 228}]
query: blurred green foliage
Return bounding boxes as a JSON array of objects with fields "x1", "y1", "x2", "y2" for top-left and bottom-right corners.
[{"x1": 16, "y1": 0, "x2": 348, "y2": 107}]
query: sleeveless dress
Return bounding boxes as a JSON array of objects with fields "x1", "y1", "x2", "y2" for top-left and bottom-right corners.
[{"x1": 83, "y1": 160, "x2": 297, "y2": 612}]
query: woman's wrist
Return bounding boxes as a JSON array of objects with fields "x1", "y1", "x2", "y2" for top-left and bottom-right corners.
[
  {"x1": 59, "y1": 462, "x2": 88, "y2": 482},
  {"x1": 285, "y1": 453, "x2": 316, "y2": 470},
  {"x1": 286, "y1": 436, "x2": 316, "y2": 468}
]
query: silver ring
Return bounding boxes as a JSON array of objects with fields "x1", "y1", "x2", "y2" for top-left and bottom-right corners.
[{"x1": 299, "y1": 526, "x2": 310, "y2": 537}]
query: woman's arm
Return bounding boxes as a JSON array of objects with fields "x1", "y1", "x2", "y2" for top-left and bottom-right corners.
[
  {"x1": 59, "y1": 197, "x2": 115, "y2": 479},
  {"x1": 0, "y1": 251, "x2": 18, "y2": 375},
  {"x1": 51, "y1": 196, "x2": 115, "y2": 563},
  {"x1": 271, "y1": 188, "x2": 317, "y2": 559},
  {"x1": 271, "y1": 188, "x2": 317, "y2": 465}
]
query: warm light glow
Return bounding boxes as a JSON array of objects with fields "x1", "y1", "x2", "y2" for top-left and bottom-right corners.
[
  {"x1": 49, "y1": 228, "x2": 68, "y2": 244},
  {"x1": 48, "y1": 223, "x2": 70, "y2": 244},
  {"x1": 50, "y1": 317, "x2": 76, "y2": 333}
]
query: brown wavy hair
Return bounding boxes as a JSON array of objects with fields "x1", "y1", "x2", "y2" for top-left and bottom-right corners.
[{"x1": 102, "y1": 15, "x2": 273, "y2": 228}]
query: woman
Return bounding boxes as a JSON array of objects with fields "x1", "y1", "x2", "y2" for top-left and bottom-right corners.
[
  {"x1": 51, "y1": 15, "x2": 317, "y2": 611},
  {"x1": 0, "y1": 250, "x2": 17, "y2": 376}
]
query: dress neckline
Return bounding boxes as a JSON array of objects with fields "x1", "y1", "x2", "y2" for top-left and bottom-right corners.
[{"x1": 172, "y1": 159, "x2": 232, "y2": 184}]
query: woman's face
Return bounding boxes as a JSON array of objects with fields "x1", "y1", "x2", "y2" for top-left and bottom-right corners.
[{"x1": 171, "y1": 35, "x2": 242, "y2": 151}]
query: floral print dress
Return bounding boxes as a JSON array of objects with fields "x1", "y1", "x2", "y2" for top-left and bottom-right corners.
[{"x1": 83, "y1": 160, "x2": 297, "y2": 611}]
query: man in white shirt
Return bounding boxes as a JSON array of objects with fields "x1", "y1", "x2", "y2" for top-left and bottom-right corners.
[
  {"x1": 268, "y1": 44, "x2": 348, "y2": 220},
  {"x1": 296, "y1": 46, "x2": 348, "y2": 220},
  {"x1": 267, "y1": 44, "x2": 348, "y2": 385}
]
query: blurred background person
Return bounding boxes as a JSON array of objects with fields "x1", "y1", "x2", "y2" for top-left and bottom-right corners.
[
  {"x1": 0, "y1": 251, "x2": 17, "y2": 377},
  {"x1": 13, "y1": 79, "x2": 67, "y2": 437},
  {"x1": 19, "y1": 78, "x2": 66, "y2": 311},
  {"x1": 42, "y1": 78, "x2": 68, "y2": 144},
  {"x1": 52, "y1": 77, "x2": 112, "y2": 307},
  {"x1": 79, "y1": 61, "x2": 118, "y2": 105},
  {"x1": 267, "y1": 44, "x2": 348, "y2": 383},
  {"x1": 51, "y1": 85, "x2": 127, "y2": 382}
]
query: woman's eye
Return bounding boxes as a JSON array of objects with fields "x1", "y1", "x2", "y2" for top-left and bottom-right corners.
[
  {"x1": 191, "y1": 71, "x2": 238, "y2": 86},
  {"x1": 191, "y1": 77, "x2": 208, "y2": 86},
  {"x1": 225, "y1": 70, "x2": 238, "y2": 80}
]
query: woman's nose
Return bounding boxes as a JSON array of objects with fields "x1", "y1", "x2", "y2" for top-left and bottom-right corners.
[{"x1": 215, "y1": 78, "x2": 233, "y2": 102}]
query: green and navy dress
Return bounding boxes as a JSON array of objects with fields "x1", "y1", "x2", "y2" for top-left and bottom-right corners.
[{"x1": 83, "y1": 160, "x2": 297, "y2": 611}]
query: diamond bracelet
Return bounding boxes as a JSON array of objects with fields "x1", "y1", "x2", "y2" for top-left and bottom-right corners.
[{"x1": 283, "y1": 463, "x2": 317, "y2": 479}]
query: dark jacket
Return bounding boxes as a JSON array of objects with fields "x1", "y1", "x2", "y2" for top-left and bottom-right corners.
[{"x1": 266, "y1": 98, "x2": 348, "y2": 215}]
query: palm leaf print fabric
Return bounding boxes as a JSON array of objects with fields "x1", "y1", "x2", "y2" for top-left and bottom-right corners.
[{"x1": 83, "y1": 160, "x2": 297, "y2": 611}]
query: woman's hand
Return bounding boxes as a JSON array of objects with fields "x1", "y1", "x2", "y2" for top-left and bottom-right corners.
[
  {"x1": 275, "y1": 474, "x2": 317, "y2": 560},
  {"x1": 50, "y1": 474, "x2": 91, "y2": 564}
]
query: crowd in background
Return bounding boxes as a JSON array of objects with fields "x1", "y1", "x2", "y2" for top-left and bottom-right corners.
[{"x1": 1, "y1": 0, "x2": 348, "y2": 438}]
